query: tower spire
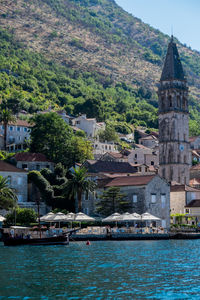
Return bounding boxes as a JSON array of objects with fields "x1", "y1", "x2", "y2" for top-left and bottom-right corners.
[{"x1": 160, "y1": 38, "x2": 185, "y2": 81}]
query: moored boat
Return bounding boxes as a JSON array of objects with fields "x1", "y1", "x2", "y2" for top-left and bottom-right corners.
[{"x1": 1, "y1": 228, "x2": 78, "y2": 246}]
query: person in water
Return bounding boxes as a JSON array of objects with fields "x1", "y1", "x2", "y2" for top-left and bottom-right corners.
[{"x1": 86, "y1": 240, "x2": 91, "y2": 245}]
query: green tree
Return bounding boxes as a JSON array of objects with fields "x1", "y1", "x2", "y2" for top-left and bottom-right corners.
[
  {"x1": 5, "y1": 207, "x2": 37, "y2": 226},
  {"x1": 0, "y1": 109, "x2": 16, "y2": 150},
  {"x1": 99, "y1": 125, "x2": 119, "y2": 142},
  {"x1": 30, "y1": 112, "x2": 73, "y2": 165},
  {"x1": 96, "y1": 186, "x2": 129, "y2": 216},
  {"x1": 66, "y1": 167, "x2": 96, "y2": 212},
  {"x1": 0, "y1": 175, "x2": 17, "y2": 210}
]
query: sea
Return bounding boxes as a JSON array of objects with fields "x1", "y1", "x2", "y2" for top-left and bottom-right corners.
[{"x1": 0, "y1": 240, "x2": 200, "y2": 299}]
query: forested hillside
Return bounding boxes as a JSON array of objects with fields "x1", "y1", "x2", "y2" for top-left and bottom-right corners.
[{"x1": 0, "y1": 0, "x2": 200, "y2": 134}]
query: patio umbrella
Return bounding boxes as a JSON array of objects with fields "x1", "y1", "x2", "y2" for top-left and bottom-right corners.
[
  {"x1": 141, "y1": 212, "x2": 161, "y2": 227},
  {"x1": 74, "y1": 212, "x2": 95, "y2": 227},
  {"x1": 141, "y1": 212, "x2": 161, "y2": 221},
  {"x1": 0, "y1": 215, "x2": 5, "y2": 222},
  {"x1": 40, "y1": 212, "x2": 55, "y2": 222},
  {"x1": 102, "y1": 213, "x2": 122, "y2": 226},
  {"x1": 119, "y1": 212, "x2": 141, "y2": 222},
  {"x1": 51, "y1": 212, "x2": 69, "y2": 228},
  {"x1": 132, "y1": 213, "x2": 141, "y2": 219}
]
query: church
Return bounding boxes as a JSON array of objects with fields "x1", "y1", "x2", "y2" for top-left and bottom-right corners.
[{"x1": 158, "y1": 36, "x2": 190, "y2": 185}]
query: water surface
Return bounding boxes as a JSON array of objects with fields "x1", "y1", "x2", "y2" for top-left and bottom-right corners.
[{"x1": 0, "y1": 240, "x2": 200, "y2": 299}]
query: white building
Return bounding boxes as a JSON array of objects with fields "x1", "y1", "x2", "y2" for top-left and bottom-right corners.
[
  {"x1": 0, "y1": 119, "x2": 32, "y2": 151},
  {"x1": 72, "y1": 114, "x2": 105, "y2": 138}
]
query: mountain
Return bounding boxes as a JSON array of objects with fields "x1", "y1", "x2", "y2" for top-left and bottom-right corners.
[{"x1": 0, "y1": 0, "x2": 200, "y2": 133}]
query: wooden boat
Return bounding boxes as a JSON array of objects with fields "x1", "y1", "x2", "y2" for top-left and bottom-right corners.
[
  {"x1": 1, "y1": 228, "x2": 78, "y2": 246},
  {"x1": 3, "y1": 234, "x2": 69, "y2": 246}
]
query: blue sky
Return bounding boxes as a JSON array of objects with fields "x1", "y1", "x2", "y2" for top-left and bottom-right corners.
[{"x1": 115, "y1": 0, "x2": 200, "y2": 51}]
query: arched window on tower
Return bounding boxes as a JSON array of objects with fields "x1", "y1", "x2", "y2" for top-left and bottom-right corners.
[
  {"x1": 177, "y1": 95, "x2": 180, "y2": 108},
  {"x1": 177, "y1": 154, "x2": 180, "y2": 163},
  {"x1": 182, "y1": 97, "x2": 186, "y2": 110},
  {"x1": 169, "y1": 95, "x2": 172, "y2": 108},
  {"x1": 161, "y1": 96, "x2": 165, "y2": 111},
  {"x1": 184, "y1": 155, "x2": 187, "y2": 164},
  {"x1": 162, "y1": 168, "x2": 165, "y2": 178}
]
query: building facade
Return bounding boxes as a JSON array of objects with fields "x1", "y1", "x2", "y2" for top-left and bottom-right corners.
[
  {"x1": 82, "y1": 175, "x2": 170, "y2": 229},
  {"x1": 158, "y1": 37, "x2": 190, "y2": 184}
]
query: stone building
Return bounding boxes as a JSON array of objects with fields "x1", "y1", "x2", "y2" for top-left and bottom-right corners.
[
  {"x1": 11, "y1": 152, "x2": 54, "y2": 172},
  {"x1": 82, "y1": 175, "x2": 170, "y2": 229},
  {"x1": 0, "y1": 160, "x2": 28, "y2": 203},
  {"x1": 170, "y1": 184, "x2": 200, "y2": 215},
  {"x1": 158, "y1": 36, "x2": 190, "y2": 184}
]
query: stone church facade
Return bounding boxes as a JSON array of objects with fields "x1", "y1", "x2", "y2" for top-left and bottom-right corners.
[{"x1": 158, "y1": 37, "x2": 190, "y2": 185}]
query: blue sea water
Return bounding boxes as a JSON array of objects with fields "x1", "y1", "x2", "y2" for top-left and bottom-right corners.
[{"x1": 0, "y1": 240, "x2": 200, "y2": 299}]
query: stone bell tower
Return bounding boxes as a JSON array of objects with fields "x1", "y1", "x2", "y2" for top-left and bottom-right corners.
[{"x1": 158, "y1": 36, "x2": 190, "y2": 185}]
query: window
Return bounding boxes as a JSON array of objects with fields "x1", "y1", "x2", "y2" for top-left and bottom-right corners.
[
  {"x1": 151, "y1": 194, "x2": 156, "y2": 203},
  {"x1": 135, "y1": 162, "x2": 138, "y2": 164},
  {"x1": 9, "y1": 126, "x2": 13, "y2": 131},
  {"x1": 18, "y1": 177, "x2": 23, "y2": 185},
  {"x1": 161, "y1": 220, "x2": 166, "y2": 228},
  {"x1": 17, "y1": 127, "x2": 21, "y2": 132},
  {"x1": 76, "y1": 121, "x2": 80, "y2": 125},
  {"x1": 22, "y1": 164, "x2": 28, "y2": 169},
  {"x1": 169, "y1": 95, "x2": 172, "y2": 107},
  {"x1": 7, "y1": 176, "x2": 11, "y2": 185},
  {"x1": 24, "y1": 127, "x2": 27, "y2": 132},
  {"x1": 36, "y1": 164, "x2": 40, "y2": 170},
  {"x1": 135, "y1": 154, "x2": 137, "y2": 159},
  {"x1": 185, "y1": 208, "x2": 190, "y2": 214},
  {"x1": 162, "y1": 168, "x2": 165, "y2": 178},
  {"x1": 18, "y1": 195, "x2": 23, "y2": 203},
  {"x1": 161, "y1": 194, "x2": 166, "y2": 208},
  {"x1": 151, "y1": 161, "x2": 154, "y2": 166},
  {"x1": 46, "y1": 165, "x2": 49, "y2": 169},
  {"x1": 18, "y1": 136, "x2": 21, "y2": 141},
  {"x1": 132, "y1": 195, "x2": 138, "y2": 203}
]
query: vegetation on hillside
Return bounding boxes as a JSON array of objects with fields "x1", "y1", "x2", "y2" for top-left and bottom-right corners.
[{"x1": 1, "y1": 0, "x2": 200, "y2": 135}]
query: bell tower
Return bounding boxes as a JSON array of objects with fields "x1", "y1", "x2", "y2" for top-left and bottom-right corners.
[{"x1": 158, "y1": 36, "x2": 190, "y2": 184}]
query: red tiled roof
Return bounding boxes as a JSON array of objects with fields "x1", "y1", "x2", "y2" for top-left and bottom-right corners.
[
  {"x1": 84, "y1": 160, "x2": 137, "y2": 174},
  {"x1": 190, "y1": 178, "x2": 200, "y2": 186},
  {"x1": 0, "y1": 160, "x2": 26, "y2": 173},
  {"x1": 171, "y1": 184, "x2": 200, "y2": 192},
  {"x1": 1, "y1": 119, "x2": 33, "y2": 127},
  {"x1": 104, "y1": 175, "x2": 156, "y2": 187},
  {"x1": 189, "y1": 136, "x2": 198, "y2": 142},
  {"x1": 14, "y1": 152, "x2": 51, "y2": 162},
  {"x1": 190, "y1": 164, "x2": 200, "y2": 170},
  {"x1": 185, "y1": 200, "x2": 200, "y2": 207}
]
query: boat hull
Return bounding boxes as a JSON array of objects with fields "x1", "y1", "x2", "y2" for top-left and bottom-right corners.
[{"x1": 3, "y1": 235, "x2": 69, "y2": 246}]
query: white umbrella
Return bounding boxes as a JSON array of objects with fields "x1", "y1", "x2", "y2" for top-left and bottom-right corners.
[
  {"x1": 74, "y1": 212, "x2": 95, "y2": 228},
  {"x1": 0, "y1": 215, "x2": 5, "y2": 222},
  {"x1": 102, "y1": 212, "x2": 122, "y2": 222},
  {"x1": 74, "y1": 212, "x2": 95, "y2": 222},
  {"x1": 65, "y1": 212, "x2": 75, "y2": 221},
  {"x1": 132, "y1": 213, "x2": 141, "y2": 219},
  {"x1": 40, "y1": 212, "x2": 55, "y2": 222},
  {"x1": 119, "y1": 212, "x2": 141, "y2": 221},
  {"x1": 141, "y1": 212, "x2": 161, "y2": 221}
]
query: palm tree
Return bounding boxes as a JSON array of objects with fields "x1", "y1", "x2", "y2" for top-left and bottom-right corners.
[
  {"x1": 66, "y1": 167, "x2": 96, "y2": 212},
  {"x1": 0, "y1": 108, "x2": 16, "y2": 150},
  {"x1": 0, "y1": 175, "x2": 18, "y2": 210}
]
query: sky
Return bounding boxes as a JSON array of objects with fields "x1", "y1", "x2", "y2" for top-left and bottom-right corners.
[{"x1": 115, "y1": 0, "x2": 200, "y2": 51}]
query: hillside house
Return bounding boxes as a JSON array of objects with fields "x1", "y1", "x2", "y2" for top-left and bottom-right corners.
[
  {"x1": 11, "y1": 152, "x2": 54, "y2": 172},
  {"x1": 0, "y1": 120, "x2": 32, "y2": 151},
  {"x1": 72, "y1": 114, "x2": 105, "y2": 138}
]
